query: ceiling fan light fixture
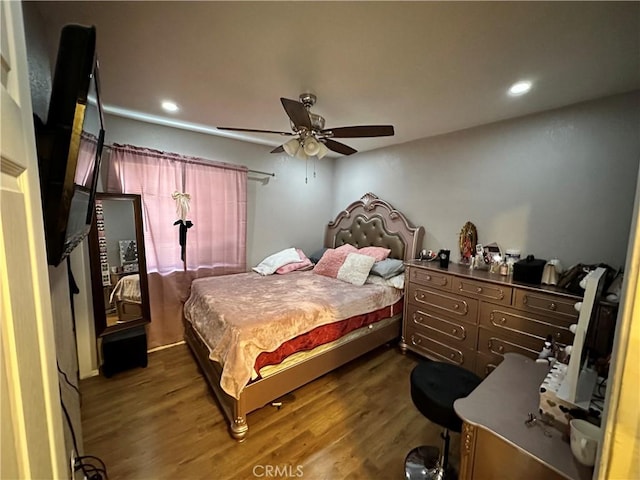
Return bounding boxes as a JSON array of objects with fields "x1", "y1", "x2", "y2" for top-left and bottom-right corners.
[
  {"x1": 303, "y1": 137, "x2": 321, "y2": 156},
  {"x1": 220, "y1": 93, "x2": 394, "y2": 158},
  {"x1": 295, "y1": 147, "x2": 309, "y2": 160},
  {"x1": 317, "y1": 142, "x2": 329, "y2": 159},
  {"x1": 283, "y1": 138, "x2": 301, "y2": 156}
]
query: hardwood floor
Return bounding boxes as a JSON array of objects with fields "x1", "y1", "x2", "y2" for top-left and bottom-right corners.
[{"x1": 80, "y1": 343, "x2": 459, "y2": 480}]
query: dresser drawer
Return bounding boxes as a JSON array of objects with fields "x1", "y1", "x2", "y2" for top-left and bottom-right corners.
[
  {"x1": 479, "y1": 303, "x2": 574, "y2": 345},
  {"x1": 475, "y1": 351, "x2": 503, "y2": 378},
  {"x1": 514, "y1": 289, "x2": 579, "y2": 322},
  {"x1": 477, "y1": 327, "x2": 541, "y2": 361},
  {"x1": 407, "y1": 284, "x2": 478, "y2": 325},
  {"x1": 452, "y1": 277, "x2": 513, "y2": 306},
  {"x1": 409, "y1": 267, "x2": 452, "y2": 291},
  {"x1": 406, "y1": 326, "x2": 476, "y2": 372},
  {"x1": 406, "y1": 303, "x2": 478, "y2": 351}
]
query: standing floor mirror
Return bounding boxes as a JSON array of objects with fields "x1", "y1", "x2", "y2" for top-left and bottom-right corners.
[{"x1": 88, "y1": 193, "x2": 151, "y2": 338}]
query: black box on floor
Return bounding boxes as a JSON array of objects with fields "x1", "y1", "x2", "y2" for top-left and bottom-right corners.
[
  {"x1": 101, "y1": 326, "x2": 148, "y2": 378},
  {"x1": 513, "y1": 255, "x2": 547, "y2": 284}
]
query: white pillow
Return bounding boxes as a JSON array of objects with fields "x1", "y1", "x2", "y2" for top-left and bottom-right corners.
[
  {"x1": 336, "y1": 253, "x2": 376, "y2": 286},
  {"x1": 365, "y1": 272, "x2": 405, "y2": 290},
  {"x1": 252, "y1": 247, "x2": 301, "y2": 276}
]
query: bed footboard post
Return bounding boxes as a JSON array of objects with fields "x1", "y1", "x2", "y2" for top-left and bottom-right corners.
[
  {"x1": 230, "y1": 416, "x2": 248, "y2": 441},
  {"x1": 399, "y1": 335, "x2": 408, "y2": 354}
]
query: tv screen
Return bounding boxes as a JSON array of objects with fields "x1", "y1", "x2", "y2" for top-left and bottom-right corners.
[{"x1": 35, "y1": 24, "x2": 105, "y2": 266}]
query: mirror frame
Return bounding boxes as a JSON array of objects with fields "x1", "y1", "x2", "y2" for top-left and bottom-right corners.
[{"x1": 88, "y1": 192, "x2": 151, "y2": 337}]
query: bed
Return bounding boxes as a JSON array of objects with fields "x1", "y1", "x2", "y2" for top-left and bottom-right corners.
[
  {"x1": 182, "y1": 193, "x2": 424, "y2": 440},
  {"x1": 109, "y1": 273, "x2": 142, "y2": 322}
]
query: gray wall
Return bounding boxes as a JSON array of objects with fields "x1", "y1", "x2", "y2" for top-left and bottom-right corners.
[
  {"x1": 22, "y1": 1, "x2": 51, "y2": 121},
  {"x1": 333, "y1": 91, "x2": 640, "y2": 270}
]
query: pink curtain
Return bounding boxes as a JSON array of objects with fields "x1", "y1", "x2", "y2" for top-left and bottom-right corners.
[{"x1": 105, "y1": 144, "x2": 247, "y2": 348}]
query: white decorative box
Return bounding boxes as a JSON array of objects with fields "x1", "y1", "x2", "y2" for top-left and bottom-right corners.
[{"x1": 539, "y1": 363, "x2": 577, "y2": 426}]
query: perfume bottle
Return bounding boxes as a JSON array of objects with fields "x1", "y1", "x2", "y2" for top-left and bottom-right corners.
[{"x1": 499, "y1": 259, "x2": 509, "y2": 276}]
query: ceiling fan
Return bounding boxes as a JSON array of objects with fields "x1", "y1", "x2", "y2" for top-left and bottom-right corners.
[{"x1": 217, "y1": 93, "x2": 395, "y2": 158}]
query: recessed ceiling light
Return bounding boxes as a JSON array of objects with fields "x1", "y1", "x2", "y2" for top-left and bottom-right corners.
[
  {"x1": 162, "y1": 100, "x2": 179, "y2": 112},
  {"x1": 508, "y1": 81, "x2": 532, "y2": 97}
]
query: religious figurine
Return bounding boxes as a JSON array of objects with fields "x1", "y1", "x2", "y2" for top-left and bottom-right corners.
[{"x1": 458, "y1": 221, "x2": 478, "y2": 264}]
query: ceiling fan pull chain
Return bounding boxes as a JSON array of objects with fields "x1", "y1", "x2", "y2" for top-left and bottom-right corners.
[
  {"x1": 305, "y1": 157, "x2": 308, "y2": 184},
  {"x1": 313, "y1": 158, "x2": 317, "y2": 178}
]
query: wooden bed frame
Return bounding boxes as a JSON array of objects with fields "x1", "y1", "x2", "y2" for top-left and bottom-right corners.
[
  {"x1": 183, "y1": 192, "x2": 424, "y2": 440},
  {"x1": 115, "y1": 300, "x2": 142, "y2": 322}
]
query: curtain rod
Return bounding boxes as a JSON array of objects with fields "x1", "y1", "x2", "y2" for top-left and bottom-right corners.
[
  {"x1": 248, "y1": 169, "x2": 275, "y2": 177},
  {"x1": 104, "y1": 142, "x2": 275, "y2": 177}
]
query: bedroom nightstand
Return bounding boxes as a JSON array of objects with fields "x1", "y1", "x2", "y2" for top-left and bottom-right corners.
[{"x1": 101, "y1": 325, "x2": 148, "y2": 378}]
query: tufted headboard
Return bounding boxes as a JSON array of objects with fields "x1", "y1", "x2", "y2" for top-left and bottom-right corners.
[{"x1": 324, "y1": 193, "x2": 424, "y2": 262}]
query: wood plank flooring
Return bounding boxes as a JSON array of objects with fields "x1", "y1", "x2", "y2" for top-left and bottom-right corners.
[{"x1": 80, "y1": 343, "x2": 459, "y2": 480}]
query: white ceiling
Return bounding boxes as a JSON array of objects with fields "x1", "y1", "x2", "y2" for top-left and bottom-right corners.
[{"x1": 32, "y1": 1, "x2": 640, "y2": 155}]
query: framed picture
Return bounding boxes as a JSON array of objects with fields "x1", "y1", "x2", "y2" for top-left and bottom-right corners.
[{"x1": 119, "y1": 239, "x2": 138, "y2": 266}]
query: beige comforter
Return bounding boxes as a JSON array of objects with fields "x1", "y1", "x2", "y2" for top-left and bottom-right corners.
[
  {"x1": 109, "y1": 274, "x2": 141, "y2": 304},
  {"x1": 183, "y1": 271, "x2": 403, "y2": 399}
]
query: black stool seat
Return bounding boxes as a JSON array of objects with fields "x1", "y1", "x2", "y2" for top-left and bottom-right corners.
[
  {"x1": 411, "y1": 361, "x2": 482, "y2": 432},
  {"x1": 406, "y1": 362, "x2": 482, "y2": 480}
]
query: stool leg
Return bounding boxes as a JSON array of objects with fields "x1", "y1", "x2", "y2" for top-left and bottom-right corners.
[
  {"x1": 440, "y1": 428, "x2": 458, "y2": 479},
  {"x1": 441, "y1": 428, "x2": 450, "y2": 473}
]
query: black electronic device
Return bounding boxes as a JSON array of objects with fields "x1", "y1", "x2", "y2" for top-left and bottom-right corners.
[
  {"x1": 513, "y1": 255, "x2": 547, "y2": 284},
  {"x1": 35, "y1": 24, "x2": 105, "y2": 266}
]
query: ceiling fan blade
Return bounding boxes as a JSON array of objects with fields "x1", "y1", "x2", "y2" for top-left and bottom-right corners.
[
  {"x1": 217, "y1": 126, "x2": 294, "y2": 136},
  {"x1": 324, "y1": 139, "x2": 358, "y2": 156},
  {"x1": 321, "y1": 125, "x2": 395, "y2": 138},
  {"x1": 270, "y1": 145, "x2": 285, "y2": 154},
  {"x1": 280, "y1": 98, "x2": 312, "y2": 130}
]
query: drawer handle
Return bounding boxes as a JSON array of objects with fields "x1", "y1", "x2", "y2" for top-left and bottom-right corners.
[
  {"x1": 450, "y1": 353, "x2": 456, "y2": 359},
  {"x1": 419, "y1": 293, "x2": 425, "y2": 300},
  {"x1": 500, "y1": 317, "x2": 507, "y2": 325},
  {"x1": 452, "y1": 328, "x2": 458, "y2": 335},
  {"x1": 453, "y1": 303, "x2": 460, "y2": 310},
  {"x1": 549, "y1": 302, "x2": 557, "y2": 311},
  {"x1": 523, "y1": 296, "x2": 529, "y2": 305},
  {"x1": 477, "y1": 287, "x2": 483, "y2": 293},
  {"x1": 498, "y1": 345, "x2": 505, "y2": 353},
  {"x1": 555, "y1": 332, "x2": 561, "y2": 339},
  {"x1": 425, "y1": 275, "x2": 431, "y2": 280}
]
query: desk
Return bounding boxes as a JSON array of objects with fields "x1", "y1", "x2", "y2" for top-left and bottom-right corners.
[{"x1": 454, "y1": 353, "x2": 593, "y2": 480}]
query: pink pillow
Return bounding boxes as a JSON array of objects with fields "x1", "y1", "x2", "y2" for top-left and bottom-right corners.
[
  {"x1": 313, "y1": 250, "x2": 376, "y2": 285},
  {"x1": 358, "y1": 246, "x2": 391, "y2": 262},
  {"x1": 335, "y1": 243, "x2": 358, "y2": 253},
  {"x1": 313, "y1": 248, "x2": 352, "y2": 278},
  {"x1": 275, "y1": 249, "x2": 313, "y2": 274}
]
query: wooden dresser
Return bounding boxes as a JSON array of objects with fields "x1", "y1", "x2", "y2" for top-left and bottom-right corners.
[{"x1": 401, "y1": 261, "x2": 614, "y2": 378}]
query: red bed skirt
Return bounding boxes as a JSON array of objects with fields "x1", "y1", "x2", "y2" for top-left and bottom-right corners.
[{"x1": 254, "y1": 298, "x2": 403, "y2": 373}]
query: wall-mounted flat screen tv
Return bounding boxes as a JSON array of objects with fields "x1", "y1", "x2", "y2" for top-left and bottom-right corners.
[{"x1": 35, "y1": 24, "x2": 105, "y2": 266}]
